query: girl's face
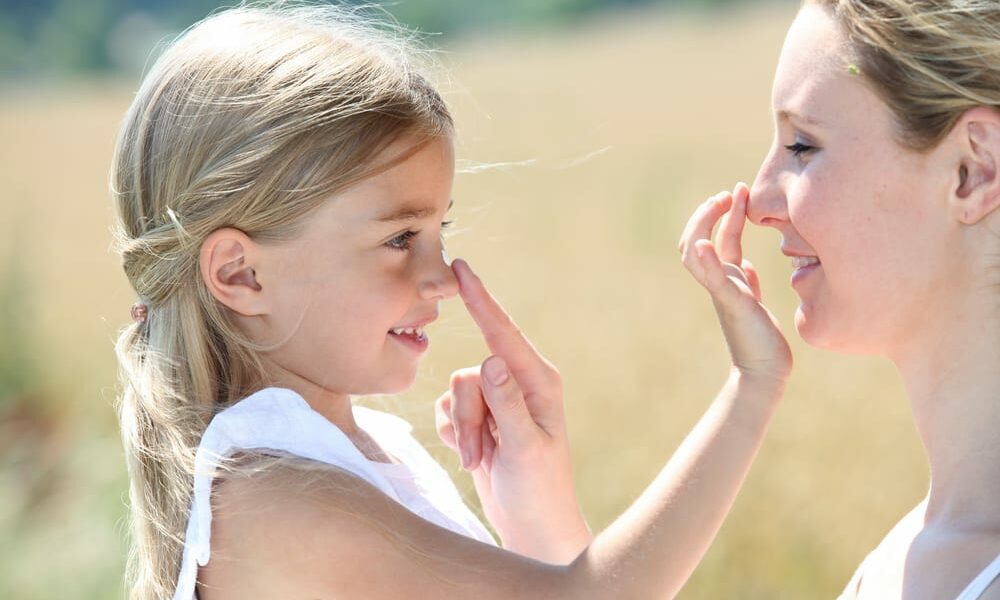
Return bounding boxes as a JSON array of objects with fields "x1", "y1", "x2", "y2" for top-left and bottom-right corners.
[
  {"x1": 261, "y1": 135, "x2": 458, "y2": 395},
  {"x1": 749, "y1": 5, "x2": 960, "y2": 355}
]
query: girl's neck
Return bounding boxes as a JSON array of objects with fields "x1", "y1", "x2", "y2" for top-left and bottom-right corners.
[
  {"x1": 892, "y1": 291, "x2": 1000, "y2": 532},
  {"x1": 259, "y1": 360, "x2": 398, "y2": 464},
  {"x1": 261, "y1": 360, "x2": 361, "y2": 437}
]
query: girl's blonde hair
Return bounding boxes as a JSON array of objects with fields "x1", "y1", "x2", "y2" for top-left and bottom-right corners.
[
  {"x1": 110, "y1": 5, "x2": 452, "y2": 598},
  {"x1": 809, "y1": 0, "x2": 1000, "y2": 151}
]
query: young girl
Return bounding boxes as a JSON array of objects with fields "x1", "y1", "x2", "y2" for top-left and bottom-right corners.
[
  {"x1": 734, "y1": 0, "x2": 1000, "y2": 597},
  {"x1": 112, "y1": 5, "x2": 788, "y2": 599}
]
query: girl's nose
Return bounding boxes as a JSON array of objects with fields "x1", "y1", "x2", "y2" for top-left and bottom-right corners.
[
  {"x1": 418, "y1": 246, "x2": 459, "y2": 300},
  {"x1": 748, "y1": 145, "x2": 790, "y2": 228}
]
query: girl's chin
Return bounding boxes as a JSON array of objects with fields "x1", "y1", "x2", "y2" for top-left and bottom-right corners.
[{"x1": 375, "y1": 370, "x2": 419, "y2": 395}]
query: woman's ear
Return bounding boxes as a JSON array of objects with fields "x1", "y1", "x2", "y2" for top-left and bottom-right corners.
[
  {"x1": 200, "y1": 228, "x2": 267, "y2": 316},
  {"x1": 951, "y1": 106, "x2": 1000, "y2": 224}
]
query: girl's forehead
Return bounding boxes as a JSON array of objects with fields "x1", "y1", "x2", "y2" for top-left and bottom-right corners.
[{"x1": 312, "y1": 138, "x2": 455, "y2": 226}]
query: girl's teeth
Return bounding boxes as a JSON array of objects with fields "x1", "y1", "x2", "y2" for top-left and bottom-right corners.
[{"x1": 390, "y1": 327, "x2": 426, "y2": 338}]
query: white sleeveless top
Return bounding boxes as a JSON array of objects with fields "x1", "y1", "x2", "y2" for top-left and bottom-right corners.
[
  {"x1": 838, "y1": 508, "x2": 1000, "y2": 600},
  {"x1": 172, "y1": 387, "x2": 496, "y2": 600}
]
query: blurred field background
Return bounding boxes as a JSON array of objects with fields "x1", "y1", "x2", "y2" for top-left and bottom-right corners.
[{"x1": 0, "y1": 0, "x2": 928, "y2": 598}]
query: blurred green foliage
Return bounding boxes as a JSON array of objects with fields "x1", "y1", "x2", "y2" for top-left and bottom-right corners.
[{"x1": 0, "y1": 0, "x2": 749, "y2": 76}]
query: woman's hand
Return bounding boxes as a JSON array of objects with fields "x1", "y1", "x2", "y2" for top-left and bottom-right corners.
[
  {"x1": 434, "y1": 259, "x2": 592, "y2": 565},
  {"x1": 678, "y1": 183, "x2": 792, "y2": 386}
]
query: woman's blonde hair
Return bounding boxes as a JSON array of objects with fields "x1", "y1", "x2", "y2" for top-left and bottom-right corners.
[
  {"x1": 809, "y1": 0, "x2": 1000, "y2": 150},
  {"x1": 110, "y1": 4, "x2": 452, "y2": 598}
]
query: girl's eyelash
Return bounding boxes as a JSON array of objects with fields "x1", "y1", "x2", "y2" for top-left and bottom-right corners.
[
  {"x1": 386, "y1": 230, "x2": 417, "y2": 251},
  {"x1": 784, "y1": 141, "x2": 815, "y2": 158},
  {"x1": 385, "y1": 221, "x2": 454, "y2": 252}
]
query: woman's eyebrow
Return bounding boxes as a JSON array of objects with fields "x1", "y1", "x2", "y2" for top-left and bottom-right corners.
[
  {"x1": 374, "y1": 198, "x2": 454, "y2": 223},
  {"x1": 777, "y1": 108, "x2": 823, "y2": 127}
]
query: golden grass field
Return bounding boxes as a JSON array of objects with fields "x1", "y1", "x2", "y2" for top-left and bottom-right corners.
[{"x1": 0, "y1": 3, "x2": 929, "y2": 598}]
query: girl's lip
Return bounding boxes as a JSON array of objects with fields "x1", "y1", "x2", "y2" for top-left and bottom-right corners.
[
  {"x1": 388, "y1": 329, "x2": 429, "y2": 353},
  {"x1": 389, "y1": 313, "x2": 438, "y2": 330}
]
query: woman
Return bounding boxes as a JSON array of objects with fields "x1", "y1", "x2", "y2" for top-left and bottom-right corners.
[{"x1": 745, "y1": 1, "x2": 1000, "y2": 597}]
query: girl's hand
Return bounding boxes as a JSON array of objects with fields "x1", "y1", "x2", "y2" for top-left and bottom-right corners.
[
  {"x1": 678, "y1": 183, "x2": 792, "y2": 387},
  {"x1": 434, "y1": 259, "x2": 592, "y2": 564}
]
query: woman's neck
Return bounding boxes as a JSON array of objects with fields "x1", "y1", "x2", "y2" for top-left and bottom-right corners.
[{"x1": 892, "y1": 290, "x2": 1000, "y2": 532}]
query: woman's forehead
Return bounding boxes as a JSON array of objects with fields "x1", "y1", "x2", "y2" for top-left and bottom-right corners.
[{"x1": 771, "y1": 7, "x2": 876, "y2": 129}]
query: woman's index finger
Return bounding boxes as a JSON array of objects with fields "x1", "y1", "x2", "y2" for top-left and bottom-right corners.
[{"x1": 451, "y1": 259, "x2": 545, "y2": 377}]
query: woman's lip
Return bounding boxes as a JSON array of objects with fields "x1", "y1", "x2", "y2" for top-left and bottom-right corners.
[{"x1": 791, "y1": 261, "x2": 821, "y2": 287}]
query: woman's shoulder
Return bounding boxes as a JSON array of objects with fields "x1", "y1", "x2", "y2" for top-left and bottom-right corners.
[{"x1": 848, "y1": 503, "x2": 1000, "y2": 600}]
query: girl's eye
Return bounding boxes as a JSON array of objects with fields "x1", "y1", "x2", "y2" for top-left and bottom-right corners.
[
  {"x1": 385, "y1": 221, "x2": 454, "y2": 252},
  {"x1": 386, "y1": 230, "x2": 417, "y2": 251},
  {"x1": 784, "y1": 141, "x2": 815, "y2": 159}
]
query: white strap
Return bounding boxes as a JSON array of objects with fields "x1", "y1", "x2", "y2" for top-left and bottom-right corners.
[
  {"x1": 172, "y1": 389, "x2": 401, "y2": 600},
  {"x1": 956, "y1": 552, "x2": 1000, "y2": 600}
]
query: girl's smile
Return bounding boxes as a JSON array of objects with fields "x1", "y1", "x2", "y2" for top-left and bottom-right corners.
[{"x1": 252, "y1": 135, "x2": 458, "y2": 396}]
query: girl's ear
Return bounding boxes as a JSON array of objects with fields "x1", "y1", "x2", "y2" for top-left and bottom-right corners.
[
  {"x1": 200, "y1": 228, "x2": 267, "y2": 316},
  {"x1": 950, "y1": 106, "x2": 1000, "y2": 225}
]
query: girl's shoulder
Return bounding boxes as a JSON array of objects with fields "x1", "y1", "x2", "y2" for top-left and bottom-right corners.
[{"x1": 199, "y1": 456, "x2": 557, "y2": 600}]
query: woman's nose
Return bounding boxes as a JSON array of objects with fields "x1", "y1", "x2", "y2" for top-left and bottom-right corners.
[
  {"x1": 748, "y1": 145, "x2": 789, "y2": 228},
  {"x1": 418, "y1": 245, "x2": 459, "y2": 300}
]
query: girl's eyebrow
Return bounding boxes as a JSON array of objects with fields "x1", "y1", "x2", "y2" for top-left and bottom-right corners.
[{"x1": 375, "y1": 198, "x2": 454, "y2": 224}]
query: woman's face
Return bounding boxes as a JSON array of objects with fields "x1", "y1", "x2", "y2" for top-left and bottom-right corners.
[{"x1": 749, "y1": 4, "x2": 960, "y2": 355}]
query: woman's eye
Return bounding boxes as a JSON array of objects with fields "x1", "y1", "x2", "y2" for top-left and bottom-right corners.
[
  {"x1": 386, "y1": 230, "x2": 417, "y2": 251},
  {"x1": 784, "y1": 141, "x2": 815, "y2": 159}
]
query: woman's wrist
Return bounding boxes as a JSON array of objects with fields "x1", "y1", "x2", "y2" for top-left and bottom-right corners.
[{"x1": 500, "y1": 511, "x2": 592, "y2": 564}]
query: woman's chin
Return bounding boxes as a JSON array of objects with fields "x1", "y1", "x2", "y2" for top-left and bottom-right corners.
[
  {"x1": 794, "y1": 304, "x2": 842, "y2": 351},
  {"x1": 794, "y1": 305, "x2": 881, "y2": 355}
]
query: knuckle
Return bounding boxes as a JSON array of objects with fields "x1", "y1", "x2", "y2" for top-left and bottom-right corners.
[
  {"x1": 538, "y1": 362, "x2": 563, "y2": 394},
  {"x1": 449, "y1": 367, "x2": 479, "y2": 388}
]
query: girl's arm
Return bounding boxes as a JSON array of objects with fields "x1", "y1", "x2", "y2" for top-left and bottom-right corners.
[
  {"x1": 202, "y1": 184, "x2": 791, "y2": 599},
  {"x1": 434, "y1": 183, "x2": 791, "y2": 566}
]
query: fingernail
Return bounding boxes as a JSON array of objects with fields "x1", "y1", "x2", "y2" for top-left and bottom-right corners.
[
  {"x1": 461, "y1": 448, "x2": 471, "y2": 470},
  {"x1": 483, "y1": 356, "x2": 509, "y2": 386}
]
